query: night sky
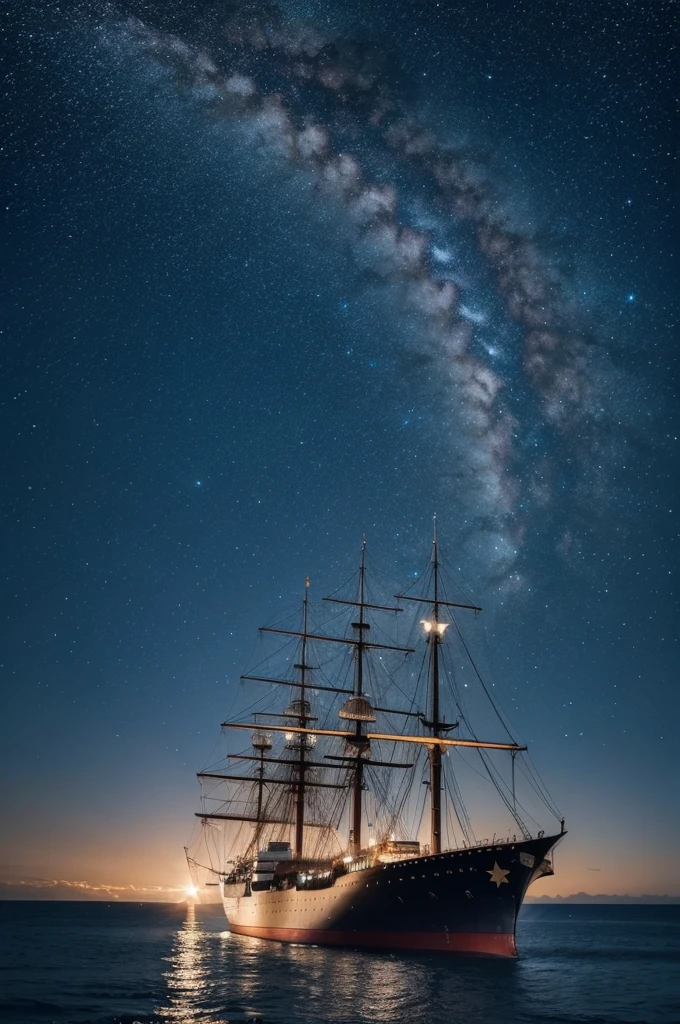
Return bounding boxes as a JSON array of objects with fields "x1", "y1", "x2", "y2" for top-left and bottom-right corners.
[{"x1": 2, "y1": 0, "x2": 677, "y2": 899}]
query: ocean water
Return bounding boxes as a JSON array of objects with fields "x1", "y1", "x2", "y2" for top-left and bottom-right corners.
[{"x1": 0, "y1": 902, "x2": 678, "y2": 1024}]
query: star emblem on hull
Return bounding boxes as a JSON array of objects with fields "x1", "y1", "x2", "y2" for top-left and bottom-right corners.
[{"x1": 487, "y1": 861, "x2": 510, "y2": 887}]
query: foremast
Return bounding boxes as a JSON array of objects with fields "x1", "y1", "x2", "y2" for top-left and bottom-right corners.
[
  {"x1": 352, "y1": 541, "x2": 367, "y2": 854},
  {"x1": 293, "y1": 577, "x2": 311, "y2": 857},
  {"x1": 333, "y1": 539, "x2": 374, "y2": 854},
  {"x1": 197, "y1": 578, "x2": 348, "y2": 856},
  {"x1": 324, "y1": 537, "x2": 412, "y2": 854}
]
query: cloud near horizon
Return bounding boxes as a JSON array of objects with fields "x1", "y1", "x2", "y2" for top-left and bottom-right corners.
[
  {"x1": 2, "y1": 877, "x2": 677, "y2": 904},
  {"x1": 0, "y1": 877, "x2": 188, "y2": 901}
]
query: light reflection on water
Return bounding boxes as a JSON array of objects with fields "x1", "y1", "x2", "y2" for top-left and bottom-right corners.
[
  {"x1": 158, "y1": 904, "x2": 207, "y2": 1022},
  {"x1": 1, "y1": 900, "x2": 676, "y2": 1024},
  {"x1": 156, "y1": 904, "x2": 231, "y2": 1024},
  {"x1": 155, "y1": 904, "x2": 521, "y2": 1024},
  {"x1": 151, "y1": 904, "x2": 680, "y2": 1024}
]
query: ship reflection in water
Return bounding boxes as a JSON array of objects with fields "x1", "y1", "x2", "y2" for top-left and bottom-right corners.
[{"x1": 156, "y1": 903, "x2": 525, "y2": 1024}]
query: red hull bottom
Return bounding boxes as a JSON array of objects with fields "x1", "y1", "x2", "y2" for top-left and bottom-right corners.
[{"x1": 229, "y1": 923, "x2": 517, "y2": 957}]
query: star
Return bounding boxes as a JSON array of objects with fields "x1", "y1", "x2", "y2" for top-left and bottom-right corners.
[{"x1": 487, "y1": 862, "x2": 510, "y2": 887}]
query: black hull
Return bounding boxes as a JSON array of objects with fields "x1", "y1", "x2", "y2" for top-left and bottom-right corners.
[{"x1": 222, "y1": 834, "x2": 560, "y2": 957}]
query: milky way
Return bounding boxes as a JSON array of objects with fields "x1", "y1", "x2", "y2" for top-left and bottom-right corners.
[{"x1": 97, "y1": 3, "x2": 617, "y2": 585}]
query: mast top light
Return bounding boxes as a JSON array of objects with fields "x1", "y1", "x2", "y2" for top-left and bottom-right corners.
[{"x1": 421, "y1": 620, "x2": 449, "y2": 636}]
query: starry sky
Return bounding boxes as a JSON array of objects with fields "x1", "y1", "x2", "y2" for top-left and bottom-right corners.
[{"x1": 2, "y1": 0, "x2": 677, "y2": 899}]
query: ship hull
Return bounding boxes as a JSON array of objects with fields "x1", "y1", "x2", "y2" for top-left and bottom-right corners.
[{"x1": 222, "y1": 834, "x2": 559, "y2": 957}]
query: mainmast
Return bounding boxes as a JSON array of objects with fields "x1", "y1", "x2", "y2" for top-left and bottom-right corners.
[
  {"x1": 293, "y1": 578, "x2": 311, "y2": 858},
  {"x1": 348, "y1": 539, "x2": 369, "y2": 855},
  {"x1": 252, "y1": 730, "x2": 273, "y2": 845},
  {"x1": 326, "y1": 537, "x2": 411, "y2": 855}
]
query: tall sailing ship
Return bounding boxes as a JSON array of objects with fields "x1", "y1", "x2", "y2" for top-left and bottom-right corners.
[{"x1": 190, "y1": 526, "x2": 565, "y2": 956}]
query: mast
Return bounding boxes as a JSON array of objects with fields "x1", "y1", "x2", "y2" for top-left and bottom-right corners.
[
  {"x1": 334, "y1": 538, "x2": 376, "y2": 856},
  {"x1": 294, "y1": 578, "x2": 311, "y2": 858},
  {"x1": 395, "y1": 517, "x2": 484, "y2": 855},
  {"x1": 326, "y1": 537, "x2": 407, "y2": 856},
  {"x1": 259, "y1": 538, "x2": 409, "y2": 857},
  {"x1": 206, "y1": 577, "x2": 411, "y2": 853},
  {"x1": 428, "y1": 517, "x2": 443, "y2": 854},
  {"x1": 251, "y1": 730, "x2": 272, "y2": 848},
  {"x1": 351, "y1": 539, "x2": 367, "y2": 855}
]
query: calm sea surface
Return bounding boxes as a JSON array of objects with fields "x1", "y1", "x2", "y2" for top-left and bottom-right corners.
[{"x1": 0, "y1": 902, "x2": 678, "y2": 1024}]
